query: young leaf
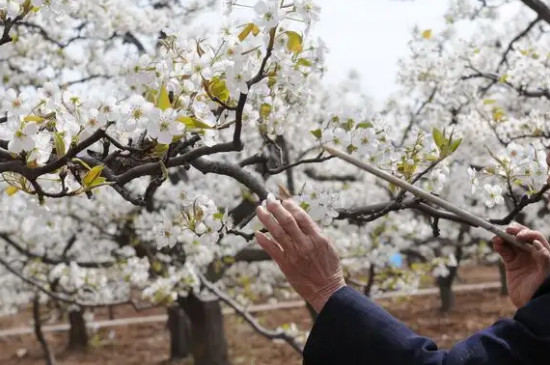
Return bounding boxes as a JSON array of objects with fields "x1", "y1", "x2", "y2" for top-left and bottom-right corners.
[
  {"x1": 177, "y1": 116, "x2": 212, "y2": 129},
  {"x1": 432, "y1": 128, "x2": 445, "y2": 149},
  {"x1": 421, "y1": 29, "x2": 433, "y2": 39},
  {"x1": 296, "y1": 58, "x2": 312, "y2": 67},
  {"x1": 260, "y1": 103, "x2": 272, "y2": 119},
  {"x1": 356, "y1": 122, "x2": 374, "y2": 129},
  {"x1": 209, "y1": 77, "x2": 230, "y2": 102},
  {"x1": 5, "y1": 186, "x2": 19, "y2": 196},
  {"x1": 450, "y1": 138, "x2": 462, "y2": 152},
  {"x1": 83, "y1": 165, "x2": 105, "y2": 187},
  {"x1": 286, "y1": 31, "x2": 303, "y2": 54},
  {"x1": 238, "y1": 23, "x2": 260, "y2": 42},
  {"x1": 156, "y1": 85, "x2": 171, "y2": 111},
  {"x1": 151, "y1": 143, "x2": 169, "y2": 158},
  {"x1": 23, "y1": 115, "x2": 45, "y2": 123},
  {"x1": 53, "y1": 132, "x2": 66, "y2": 159},
  {"x1": 310, "y1": 129, "x2": 322, "y2": 139}
]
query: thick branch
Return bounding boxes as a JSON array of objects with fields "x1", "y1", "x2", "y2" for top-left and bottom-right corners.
[
  {"x1": 521, "y1": 0, "x2": 550, "y2": 26},
  {"x1": 191, "y1": 157, "x2": 268, "y2": 200}
]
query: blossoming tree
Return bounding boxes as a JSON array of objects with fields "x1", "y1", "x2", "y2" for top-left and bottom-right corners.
[{"x1": 2, "y1": 0, "x2": 550, "y2": 364}]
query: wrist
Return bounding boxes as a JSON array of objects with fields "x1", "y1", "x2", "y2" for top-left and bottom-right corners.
[{"x1": 309, "y1": 280, "x2": 346, "y2": 313}]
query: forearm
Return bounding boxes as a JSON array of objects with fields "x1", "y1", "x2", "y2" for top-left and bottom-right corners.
[{"x1": 304, "y1": 278, "x2": 550, "y2": 365}]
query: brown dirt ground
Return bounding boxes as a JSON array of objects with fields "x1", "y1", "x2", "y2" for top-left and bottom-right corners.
[{"x1": 0, "y1": 265, "x2": 514, "y2": 365}]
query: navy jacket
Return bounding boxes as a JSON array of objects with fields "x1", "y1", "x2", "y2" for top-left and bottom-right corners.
[{"x1": 304, "y1": 277, "x2": 550, "y2": 364}]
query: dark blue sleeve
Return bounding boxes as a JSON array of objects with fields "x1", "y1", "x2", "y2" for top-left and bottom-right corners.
[{"x1": 303, "y1": 277, "x2": 550, "y2": 365}]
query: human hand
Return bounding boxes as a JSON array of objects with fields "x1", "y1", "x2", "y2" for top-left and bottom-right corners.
[
  {"x1": 493, "y1": 224, "x2": 550, "y2": 308},
  {"x1": 255, "y1": 195, "x2": 345, "y2": 313}
]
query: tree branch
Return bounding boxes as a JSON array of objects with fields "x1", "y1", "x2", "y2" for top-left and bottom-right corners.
[{"x1": 198, "y1": 272, "x2": 303, "y2": 354}]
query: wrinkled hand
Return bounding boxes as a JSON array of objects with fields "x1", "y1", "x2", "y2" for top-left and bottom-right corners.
[
  {"x1": 493, "y1": 224, "x2": 550, "y2": 308},
  {"x1": 255, "y1": 195, "x2": 345, "y2": 313}
]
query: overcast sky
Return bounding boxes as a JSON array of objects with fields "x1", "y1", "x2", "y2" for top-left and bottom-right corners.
[{"x1": 310, "y1": 0, "x2": 449, "y2": 102}]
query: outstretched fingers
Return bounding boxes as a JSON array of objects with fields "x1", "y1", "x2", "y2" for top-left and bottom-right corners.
[
  {"x1": 255, "y1": 231, "x2": 285, "y2": 264},
  {"x1": 281, "y1": 199, "x2": 320, "y2": 236},
  {"x1": 256, "y1": 205, "x2": 296, "y2": 254},
  {"x1": 265, "y1": 195, "x2": 307, "y2": 245}
]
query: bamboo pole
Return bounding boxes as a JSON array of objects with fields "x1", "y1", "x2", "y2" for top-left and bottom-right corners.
[{"x1": 323, "y1": 145, "x2": 528, "y2": 250}]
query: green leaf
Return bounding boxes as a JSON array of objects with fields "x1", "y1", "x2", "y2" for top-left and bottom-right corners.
[
  {"x1": 5, "y1": 186, "x2": 19, "y2": 196},
  {"x1": 83, "y1": 165, "x2": 104, "y2": 187},
  {"x1": 53, "y1": 132, "x2": 66, "y2": 159},
  {"x1": 222, "y1": 256, "x2": 236, "y2": 264},
  {"x1": 177, "y1": 116, "x2": 212, "y2": 129},
  {"x1": 238, "y1": 23, "x2": 260, "y2": 42},
  {"x1": 260, "y1": 103, "x2": 272, "y2": 119},
  {"x1": 151, "y1": 143, "x2": 169, "y2": 158},
  {"x1": 310, "y1": 129, "x2": 322, "y2": 139},
  {"x1": 450, "y1": 138, "x2": 462, "y2": 152},
  {"x1": 346, "y1": 144, "x2": 358, "y2": 154},
  {"x1": 156, "y1": 85, "x2": 171, "y2": 111},
  {"x1": 432, "y1": 128, "x2": 445, "y2": 149},
  {"x1": 356, "y1": 122, "x2": 373, "y2": 129},
  {"x1": 341, "y1": 119, "x2": 355, "y2": 131},
  {"x1": 285, "y1": 31, "x2": 303, "y2": 54},
  {"x1": 421, "y1": 29, "x2": 433, "y2": 39},
  {"x1": 209, "y1": 77, "x2": 230, "y2": 102},
  {"x1": 296, "y1": 58, "x2": 312, "y2": 67},
  {"x1": 23, "y1": 115, "x2": 45, "y2": 123}
]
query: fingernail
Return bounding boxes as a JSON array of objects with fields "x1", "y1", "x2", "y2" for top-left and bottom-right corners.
[{"x1": 267, "y1": 193, "x2": 277, "y2": 204}]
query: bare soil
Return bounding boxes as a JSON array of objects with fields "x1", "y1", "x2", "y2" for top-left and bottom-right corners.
[{"x1": 0, "y1": 265, "x2": 515, "y2": 365}]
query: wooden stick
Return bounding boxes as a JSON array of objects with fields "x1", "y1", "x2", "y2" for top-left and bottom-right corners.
[{"x1": 323, "y1": 145, "x2": 528, "y2": 250}]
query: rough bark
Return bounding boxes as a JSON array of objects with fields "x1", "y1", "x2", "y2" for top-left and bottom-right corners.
[
  {"x1": 178, "y1": 295, "x2": 230, "y2": 365},
  {"x1": 167, "y1": 305, "x2": 191, "y2": 361},
  {"x1": 68, "y1": 309, "x2": 88, "y2": 350}
]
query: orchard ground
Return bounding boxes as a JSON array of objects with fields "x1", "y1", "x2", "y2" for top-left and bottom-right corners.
[{"x1": 0, "y1": 264, "x2": 516, "y2": 365}]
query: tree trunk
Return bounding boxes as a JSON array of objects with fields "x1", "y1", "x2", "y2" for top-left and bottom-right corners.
[
  {"x1": 437, "y1": 266, "x2": 458, "y2": 313},
  {"x1": 364, "y1": 265, "x2": 376, "y2": 297},
  {"x1": 33, "y1": 297, "x2": 56, "y2": 365},
  {"x1": 437, "y1": 280, "x2": 455, "y2": 313},
  {"x1": 67, "y1": 309, "x2": 88, "y2": 351},
  {"x1": 167, "y1": 305, "x2": 191, "y2": 361},
  {"x1": 179, "y1": 295, "x2": 230, "y2": 365},
  {"x1": 498, "y1": 261, "x2": 509, "y2": 296}
]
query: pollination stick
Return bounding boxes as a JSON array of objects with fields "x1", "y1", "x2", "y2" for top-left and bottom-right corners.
[{"x1": 323, "y1": 145, "x2": 527, "y2": 250}]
